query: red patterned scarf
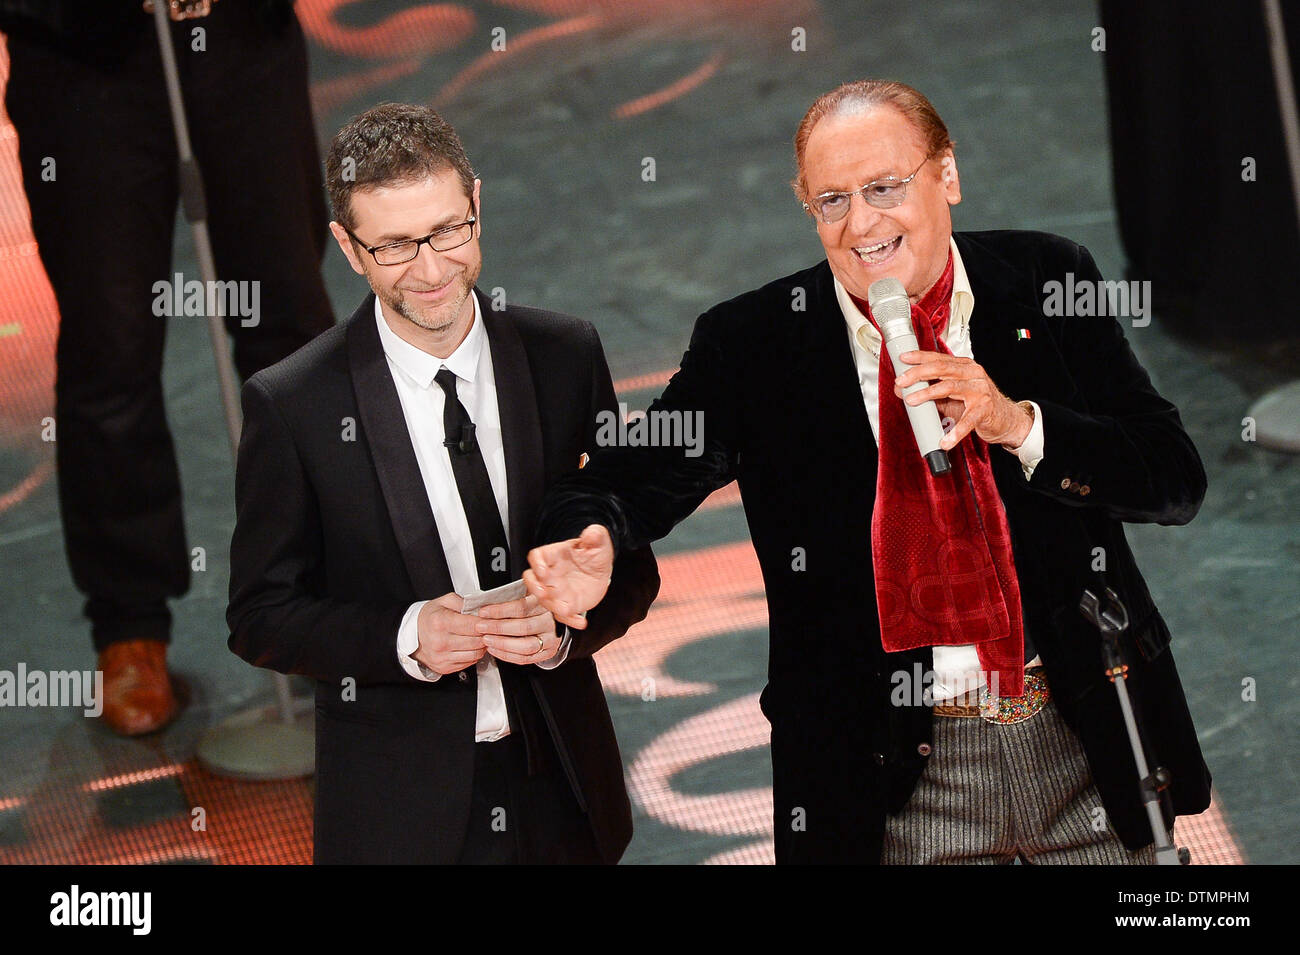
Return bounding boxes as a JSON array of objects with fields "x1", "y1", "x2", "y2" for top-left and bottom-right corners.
[{"x1": 858, "y1": 252, "x2": 1025, "y2": 698}]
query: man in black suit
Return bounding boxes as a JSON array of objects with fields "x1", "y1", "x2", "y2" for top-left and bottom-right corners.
[
  {"x1": 226, "y1": 103, "x2": 658, "y2": 864},
  {"x1": 526, "y1": 80, "x2": 1211, "y2": 864}
]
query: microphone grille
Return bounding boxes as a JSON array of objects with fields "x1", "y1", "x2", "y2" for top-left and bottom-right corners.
[{"x1": 866, "y1": 277, "x2": 911, "y2": 331}]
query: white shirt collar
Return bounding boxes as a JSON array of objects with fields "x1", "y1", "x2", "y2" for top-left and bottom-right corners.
[
  {"x1": 835, "y1": 236, "x2": 975, "y2": 353},
  {"x1": 374, "y1": 289, "x2": 485, "y2": 389}
]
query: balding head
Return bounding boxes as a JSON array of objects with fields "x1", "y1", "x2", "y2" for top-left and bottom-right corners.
[{"x1": 791, "y1": 79, "x2": 955, "y2": 204}]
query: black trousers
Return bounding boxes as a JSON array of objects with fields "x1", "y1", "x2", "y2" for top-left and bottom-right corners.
[
  {"x1": 5, "y1": 0, "x2": 334, "y2": 648},
  {"x1": 458, "y1": 684, "x2": 604, "y2": 866},
  {"x1": 458, "y1": 733, "x2": 604, "y2": 865}
]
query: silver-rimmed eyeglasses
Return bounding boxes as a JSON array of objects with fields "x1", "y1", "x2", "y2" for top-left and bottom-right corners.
[{"x1": 803, "y1": 155, "x2": 935, "y2": 224}]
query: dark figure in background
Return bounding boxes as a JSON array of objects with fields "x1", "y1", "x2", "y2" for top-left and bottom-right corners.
[
  {"x1": 0, "y1": 0, "x2": 334, "y2": 734},
  {"x1": 1101, "y1": 0, "x2": 1300, "y2": 340}
]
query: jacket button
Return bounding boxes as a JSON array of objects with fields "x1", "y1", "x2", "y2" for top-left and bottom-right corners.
[
  {"x1": 872, "y1": 752, "x2": 885, "y2": 766},
  {"x1": 458, "y1": 671, "x2": 469, "y2": 683},
  {"x1": 1079, "y1": 484, "x2": 1091, "y2": 496},
  {"x1": 917, "y1": 743, "x2": 933, "y2": 757},
  {"x1": 1059, "y1": 477, "x2": 1072, "y2": 491}
]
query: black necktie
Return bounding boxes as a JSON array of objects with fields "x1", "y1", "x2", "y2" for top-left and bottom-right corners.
[
  {"x1": 434, "y1": 368, "x2": 551, "y2": 771},
  {"x1": 434, "y1": 368, "x2": 510, "y2": 590}
]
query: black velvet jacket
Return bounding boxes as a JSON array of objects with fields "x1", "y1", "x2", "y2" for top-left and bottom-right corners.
[{"x1": 537, "y1": 229, "x2": 1212, "y2": 864}]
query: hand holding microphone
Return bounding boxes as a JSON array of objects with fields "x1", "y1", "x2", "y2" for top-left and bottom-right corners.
[
  {"x1": 868, "y1": 278, "x2": 953, "y2": 476},
  {"x1": 868, "y1": 277, "x2": 1033, "y2": 471}
]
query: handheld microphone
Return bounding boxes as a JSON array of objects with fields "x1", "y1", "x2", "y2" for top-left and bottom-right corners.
[{"x1": 866, "y1": 277, "x2": 952, "y2": 476}]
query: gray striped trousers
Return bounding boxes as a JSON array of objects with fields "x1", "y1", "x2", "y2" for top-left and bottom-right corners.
[{"x1": 882, "y1": 699, "x2": 1158, "y2": 864}]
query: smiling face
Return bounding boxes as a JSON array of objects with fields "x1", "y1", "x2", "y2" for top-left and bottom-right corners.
[
  {"x1": 801, "y1": 105, "x2": 960, "y2": 305},
  {"x1": 330, "y1": 170, "x2": 483, "y2": 358}
]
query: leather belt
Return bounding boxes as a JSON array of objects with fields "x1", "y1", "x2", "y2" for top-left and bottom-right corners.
[{"x1": 932, "y1": 667, "x2": 1050, "y2": 724}]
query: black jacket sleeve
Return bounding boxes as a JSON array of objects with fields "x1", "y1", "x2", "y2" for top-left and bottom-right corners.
[
  {"x1": 535, "y1": 307, "x2": 742, "y2": 556},
  {"x1": 1025, "y1": 242, "x2": 1207, "y2": 526},
  {"x1": 548, "y1": 322, "x2": 661, "y2": 661},
  {"x1": 226, "y1": 376, "x2": 413, "y2": 686}
]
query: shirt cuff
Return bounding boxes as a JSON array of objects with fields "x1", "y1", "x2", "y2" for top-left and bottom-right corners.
[
  {"x1": 1005, "y1": 400, "x2": 1044, "y2": 480},
  {"x1": 534, "y1": 625, "x2": 572, "y2": 670},
  {"x1": 396, "y1": 600, "x2": 441, "y2": 682}
]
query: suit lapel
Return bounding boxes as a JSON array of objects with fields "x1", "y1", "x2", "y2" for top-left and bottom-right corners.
[
  {"x1": 346, "y1": 294, "x2": 454, "y2": 599},
  {"x1": 956, "y1": 232, "x2": 1052, "y2": 403},
  {"x1": 480, "y1": 290, "x2": 544, "y2": 579},
  {"x1": 955, "y1": 232, "x2": 1059, "y2": 492},
  {"x1": 796, "y1": 261, "x2": 880, "y2": 499},
  {"x1": 478, "y1": 293, "x2": 549, "y2": 768}
]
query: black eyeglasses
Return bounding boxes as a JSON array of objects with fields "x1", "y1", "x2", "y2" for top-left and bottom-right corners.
[{"x1": 345, "y1": 203, "x2": 477, "y2": 265}]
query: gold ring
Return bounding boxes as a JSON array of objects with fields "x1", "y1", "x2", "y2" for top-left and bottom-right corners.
[{"x1": 536, "y1": 636, "x2": 545, "y2": 653}]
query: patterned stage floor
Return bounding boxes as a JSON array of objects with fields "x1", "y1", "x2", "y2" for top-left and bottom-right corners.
[{"x1": 0, "y1": 0, "x2": 1292, "y2": 865}]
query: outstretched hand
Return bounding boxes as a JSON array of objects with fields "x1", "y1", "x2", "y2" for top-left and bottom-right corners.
[{"x1": 524, "y1": 524, "x2": 615, "y2": 629}]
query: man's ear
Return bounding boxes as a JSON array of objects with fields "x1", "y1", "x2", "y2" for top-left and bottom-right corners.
[
  {"x1": 939, "y1": 152, "x2": 961, "y2": 206},
  {"x1": 329, "y1": 221, "x2": 367, "y2": 276}
]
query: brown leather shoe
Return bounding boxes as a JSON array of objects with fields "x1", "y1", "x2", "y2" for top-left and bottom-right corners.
[{"x1": 97, "y1": 640, "x2": 178, "y2": 736}]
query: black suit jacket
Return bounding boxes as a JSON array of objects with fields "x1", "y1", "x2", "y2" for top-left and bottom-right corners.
[
  {"x1": 227, "y1": 290, "x2": 659, "y2": 864},
  {"x1": 537, "y1": 230, "x2": 1212, "y2": 864}
]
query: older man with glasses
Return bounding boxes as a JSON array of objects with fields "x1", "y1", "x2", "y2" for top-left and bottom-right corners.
[
  {"x1": 226, "y1": 103, "x2": 659, "y2": 864},
  {"x1": 527, "y1": 79, "x2": 1212, "y2": 865}
]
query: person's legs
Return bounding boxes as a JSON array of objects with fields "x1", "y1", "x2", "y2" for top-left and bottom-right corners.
[
  {"x1": 505, "y1": 685, "x2": 603, "y2": 864},
  {"x1": 513, "y1": 754, "x2": 603, "y2": 865},
  {"x1": 7, "y1": 31, "x2": 190, "y2": 736},
  {"x1": 884, "y1": 678, "x2": 1157, "y2": 865},
  {"x1": 458, "y1": 737, "x2": 523, "y2": 865},
  {"x1": 1003, "y1": 700, "x2": 1156, "y2": 865},
  {"x1": 184, "y1": 2, "x2": 334, "y2": 379},
  {"x1": 882, "y1": 713, "x2": 1019, "y2": 864},
  {"x1": 456, "y1": 730, "x2": 602, "y2": 865}
]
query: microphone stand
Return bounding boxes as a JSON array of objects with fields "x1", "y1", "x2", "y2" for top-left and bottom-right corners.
[
  {"x1": 1078, "y1": 587, "x2": 1188, "y2": 865},
  {"x1": 149, "y1": 0, "x2": 313, "y2": 780}
]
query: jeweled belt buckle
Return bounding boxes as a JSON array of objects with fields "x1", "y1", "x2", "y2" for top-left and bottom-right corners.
[
  {"x1": 979, "y1": 669, "x2": 1051, "y2": 725},
  {"x1": 142, "y1": 0, "x2": 219, "y2": 20}
]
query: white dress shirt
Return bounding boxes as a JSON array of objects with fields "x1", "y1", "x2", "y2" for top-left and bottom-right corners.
[
  {"x1": 375, "y1": 294, "x2": 565, "y2": 741},
  {"x1": 835, "y1": 238, "x2": 1043, "y2": 701}
]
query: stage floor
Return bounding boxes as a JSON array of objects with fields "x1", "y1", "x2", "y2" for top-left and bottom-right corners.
[{"x1": 0, "y1": 0, "x2": 1294, "y2": 864}]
